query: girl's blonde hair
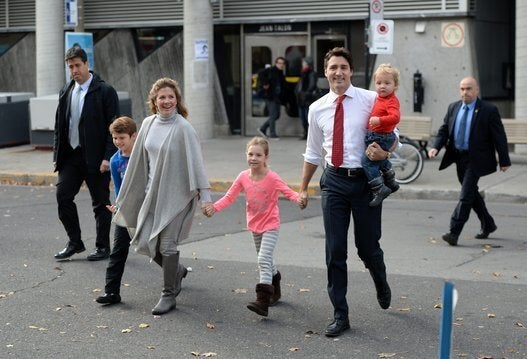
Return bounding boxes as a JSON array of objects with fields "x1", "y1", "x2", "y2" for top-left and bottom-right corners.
[
  {"x1": 147, "y1": 77, "x2": 189, "y2": 118},
  {"x1": 246, "y1": 136, "x2": 269, "y2": 167},
  {"x1": 373, "y1": 63, "x2": 400, "y2": 88}
]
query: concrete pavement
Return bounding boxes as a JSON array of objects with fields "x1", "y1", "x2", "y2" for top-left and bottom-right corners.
[{"x1": 1, "y1": 136, "x2": 526, "y2": 203}]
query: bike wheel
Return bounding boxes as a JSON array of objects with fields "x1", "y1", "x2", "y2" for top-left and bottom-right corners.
[{"x1": 389, "y1": 142, "x2": 424, "y2": 184}]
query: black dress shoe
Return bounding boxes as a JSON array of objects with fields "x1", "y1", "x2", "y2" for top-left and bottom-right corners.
[
  {"x1": 475, "y1": 224, "x2": 497, "y2": 239},
  {"x1": 87, "y1": 247, "x2": 110, "y2": 261},
  {"x1": 442, "y1": 232, "x2": 459, "y2": 246},
  {"x1": 54, "y1": 244, "x2": 86, "y2": 259},
  {"x1": 96, "y1": 293, "x2": 121, "y2": 304},
  {"x1": 324, "y1": 319, "x2": 350, "y2": 337}
]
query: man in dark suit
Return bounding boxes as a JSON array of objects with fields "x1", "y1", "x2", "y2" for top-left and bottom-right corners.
[
  {"x1": 428, "y1": 76, "x2": 510, "y2": 246},
  {"x1": 53, "y1": 46, "x2": 119, "y2": 261}
]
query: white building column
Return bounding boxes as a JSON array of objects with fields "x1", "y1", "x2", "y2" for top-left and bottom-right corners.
[
  {"x1": 35, "y1": 0, "x2": 64, "y2": 96},
  {"x1": 184, "y1": 0, "x2": 214, "y2": 139},
  {"x1": 516, "y1": 1, "x2": 527, "y2": 117},
  {"x1": 515, "y1": 1, "x2": 527, "y2": 153}
]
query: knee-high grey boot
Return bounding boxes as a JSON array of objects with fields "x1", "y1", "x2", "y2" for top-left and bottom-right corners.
[
  {"x1": 153, "y1": 251, "x2": 188, "y2": 298},
  {"x1": 152, "y1": 254, "x2": 179, "y2": 315},
  {"x1": 383, "y1": 169, "x2": 400, "y2": 193}
]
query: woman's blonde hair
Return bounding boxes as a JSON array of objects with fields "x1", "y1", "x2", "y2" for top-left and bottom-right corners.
[{"x1": 147, "y1": 77, "x2": 189, "y2": 118}]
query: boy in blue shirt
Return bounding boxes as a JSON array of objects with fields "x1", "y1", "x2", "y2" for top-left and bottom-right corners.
[{"x1": 96, "y1": 116, "x2": 137, "y2": 304}]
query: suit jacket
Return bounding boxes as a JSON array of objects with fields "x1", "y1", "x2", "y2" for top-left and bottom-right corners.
[
  {"x1": 53, "y1": 71, "x2": 119, "y2": 173},
  {"x1": 432, "y1": 98, "x2": 511, "y2": 177}
]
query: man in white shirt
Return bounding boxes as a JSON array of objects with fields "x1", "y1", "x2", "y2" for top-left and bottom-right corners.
[{"x1": 299, "y1": 47, "x2": 393, "y2": 337}]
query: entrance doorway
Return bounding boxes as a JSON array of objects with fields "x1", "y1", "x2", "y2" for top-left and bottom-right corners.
[{"x1": 244, "y1": 34, "x2": 307, "y2": 137}]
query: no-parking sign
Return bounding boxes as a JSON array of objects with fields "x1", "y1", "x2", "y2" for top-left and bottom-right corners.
[{"x1": 370, "y1": 20, "x2": 394, "y2": 54}]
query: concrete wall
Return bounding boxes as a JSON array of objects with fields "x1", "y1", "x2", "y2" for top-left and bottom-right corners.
[
  {"x1": 0, "y1": 29, "x2": 228, "y2": 136},
  {"x1": 0, "y1": 34, "x2": 36, "y2": 93},
  {"x1": 373, "y1": 18, "x2": 475, "y2": 135}
]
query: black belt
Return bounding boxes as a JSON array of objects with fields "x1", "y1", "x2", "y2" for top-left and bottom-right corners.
[{"x1": 327, "y1": 165, "x2": 364, "y2": 177}]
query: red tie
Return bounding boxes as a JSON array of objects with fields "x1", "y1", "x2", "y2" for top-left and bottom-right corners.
[{"x1": 331, "y1": 95, "x2": 346, "y2": 168}]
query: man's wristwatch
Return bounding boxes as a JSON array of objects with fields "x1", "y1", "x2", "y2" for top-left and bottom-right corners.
[{"x1": 385, "y1": 151, "x2": 391, "y2": 159}]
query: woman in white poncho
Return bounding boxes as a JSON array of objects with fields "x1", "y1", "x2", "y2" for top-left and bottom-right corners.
[{"x1": 114, "y1": 78, "x2": 212, "y2": 315}]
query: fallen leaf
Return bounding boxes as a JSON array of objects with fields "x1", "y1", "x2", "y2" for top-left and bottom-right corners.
[
  {"x1": 29, "y1": 325, "x2": 48, "y2": 331},
  {"x1": 207, "y1": 265, "x2": 215, "y2": 269},
  {"x1": 92, "y1": 288, "x2": 102, "y2": 293},
  {"x1": 201, "y1": 353, "x2": 217, "y2": 357},
  {"x1": 121, "y1": 328, "x2": 132, "y2": 333},
  {"x1": 232, "y1": 288, "x2": 248, "y2": 294},
  {"x1": 139, "y1": 323, "x2": 150, "y2": 328},
  {"x1": 146, "y1": 345, "x2": 155, "y2": 350},
  {"x1": 434, "y1": 303, "x2": 442, "y2": 309},
  {"x1": 96, "y1": 325, "x2": 108, "y2": 329},
  {"x1": 55, "y1": 307, "x2": 62, "y2": 311},
  {"x1": 397, "y1": 308, "x2": 411, "y2": 312},
  {"x1": 487, "y1": 313, "x2": 496, "y2": 318},
  {"x1": 206, "y1": 322, "x2": 215, "y2": 329},
  {"x1": 191, "y1": 352, "x2": 200, "y2": 356},
  {"x1": 6, "y1": 344, "x2": 13, "y2": 348},
  {"x1": 491, "y1": 272, "x2": 501, "y2": 277},
  {"x1": 400, "y1": 295, "x2": 408, "y2": 299},
  {"x1": 476, "y1": 356, "x2": 493, "y2": 359},
  {"x1": 123, "y1": 283, "x2": 130, "y2": 287},
  {"x1": 298, "y1": 288, "x2": 310, "y2": 292},
  {"x1": 288, "y1": 347, "x2": 300, "y2": 352},
  {"x1": 378, "y1": 353, "x2": 397, "y2": 358},
  {"x1": 514, "y1": 322, "x2": 525, "y2": 328}
]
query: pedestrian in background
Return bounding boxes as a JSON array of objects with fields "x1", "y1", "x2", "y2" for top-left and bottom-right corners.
[
  {"x1": 53, "y1": 45, "x2": 119, "y2": 261},
  {"x1": 298, "y1": 47, "x2": 394, "y2": 338},
  {"x1": 96, "y1": 116, "x2": 137, "y2": 305},
  {"x1": 257, "y1": 56, "x2": 286, "y2": 140},
  {"x1": 204, "y1": 136, "x2": 304, "y2": 317},
  {"x1": 113, "y1": 77, "x2": 212, "y2": 315},
  {"x1": 294, "y1": 56, "x2": 317, "y2": 140},
  {"x1": 428, "y1": 76, "x2": 510, "y2": 246}
]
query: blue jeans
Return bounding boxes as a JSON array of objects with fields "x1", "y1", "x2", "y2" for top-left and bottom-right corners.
[
  {"x1": 260, "y1": 99, "x2": 281, "y2": 137},
  {"x1": 362, "y1": 130, "x2": 396, "y2": 181},
  {"x1": 320, "y1": 167, "x2": 385, "y2": 320}
]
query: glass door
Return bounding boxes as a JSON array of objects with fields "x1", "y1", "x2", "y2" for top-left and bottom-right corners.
[{"x1": 243, "y1": 34, "x2": 307, "y2": 137}]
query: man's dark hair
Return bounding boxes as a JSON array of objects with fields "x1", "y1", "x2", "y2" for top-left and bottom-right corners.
[
  {"x1": 65, "y1": 46, "x2": 88, "y2": 63},
  {"x1": 324, "y1": 47, "x2": 353, "y2": 71}
]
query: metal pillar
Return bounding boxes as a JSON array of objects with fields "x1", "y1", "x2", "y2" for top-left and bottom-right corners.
[
  {"x1": 35, "y1": 0, "x2": 64, "y2": 96},
  {"x1": 184, "y1": 0, "x2": 214, "y2": 139}
]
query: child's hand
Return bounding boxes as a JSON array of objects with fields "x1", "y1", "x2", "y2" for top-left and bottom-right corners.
[
  {"x1": 202, "y1": 203, "x2": 215, "y2": 217},
  {"x1": 106, "y1": 204, "x2": 117, "y2": 214},
  {"x1": 297, "y1": 193, "x2": 308, "y2": 210},
  {"x1": 369, "y1": 116, "x2": 380, "y2": 127}
]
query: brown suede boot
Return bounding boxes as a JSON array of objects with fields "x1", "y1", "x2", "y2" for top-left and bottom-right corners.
[
  {"x1": 269, "y1": 271, "x2": 281, "y2": 306},
  {"x1": 247, "y1": 283, "x2": 274, "y2": 317}
]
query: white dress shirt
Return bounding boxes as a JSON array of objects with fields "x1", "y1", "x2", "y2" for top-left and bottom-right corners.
[{"x1": 303, "y1": 85, "x2": 377, "y2": 168}]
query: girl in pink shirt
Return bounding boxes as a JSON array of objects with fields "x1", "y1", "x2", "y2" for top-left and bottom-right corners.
[{"x1": 204, "y1": 137, "x2": 304, "y2": 317}]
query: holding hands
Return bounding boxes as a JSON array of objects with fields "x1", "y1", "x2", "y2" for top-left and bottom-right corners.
[
  {"x1": 202, "y1": 203, "x2": 215, "y2": 217},
  {"x1": 297, "y1": 191, "x2": 308, "y2": 210}
]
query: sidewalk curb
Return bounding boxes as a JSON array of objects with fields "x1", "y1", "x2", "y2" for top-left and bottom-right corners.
[{"x1": 2, "y1": 171, "x2": 526, "y2": 203}]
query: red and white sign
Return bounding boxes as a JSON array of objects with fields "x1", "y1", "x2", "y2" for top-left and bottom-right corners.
[
  {"x1": 441, "y1": 22, "x2": 465, "y2": 48},
  {"x1": 370, "y1": 20, "x2": 394, "y2": 54},
  {"x1": 370, "y1": 0, "x2": 384, "y2": 20}
]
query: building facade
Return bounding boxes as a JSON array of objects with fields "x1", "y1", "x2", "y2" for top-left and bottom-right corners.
[{"x1": 0, "y1": 0, "x2": 517, "y2": 139}]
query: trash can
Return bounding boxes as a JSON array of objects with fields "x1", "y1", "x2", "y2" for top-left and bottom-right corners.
[
  {"x1": 0, "y1": 92, "x2": 34, "y2": 147},
  {"x1": 29, "y1": 91, "x2": 132, "y2": 148}
]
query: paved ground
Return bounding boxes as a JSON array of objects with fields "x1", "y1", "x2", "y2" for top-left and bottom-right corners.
[{"x1": 1, "y1": 136, "x2": 527, "y2": 203}]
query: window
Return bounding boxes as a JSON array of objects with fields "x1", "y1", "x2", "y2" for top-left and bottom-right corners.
[{"x1": 132, "y1": 27, "x2": 181, "y2": 62}]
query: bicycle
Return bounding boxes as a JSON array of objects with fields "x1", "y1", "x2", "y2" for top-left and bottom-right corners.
[{"x1": 389, "y1": 136, "x2": 425, "y2": 184}]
